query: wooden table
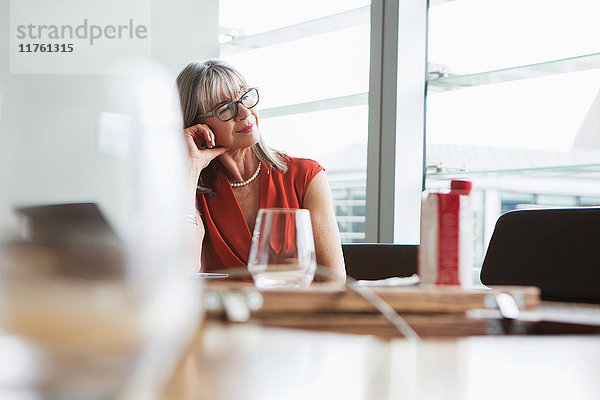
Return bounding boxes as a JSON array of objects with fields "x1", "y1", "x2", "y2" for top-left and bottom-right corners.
[
  {"x1": 159, "y1": 281, "x2": 600, "y2": 399},
  {"x1": 162, "y1": 321, "x2": 600, "y2": 400}
]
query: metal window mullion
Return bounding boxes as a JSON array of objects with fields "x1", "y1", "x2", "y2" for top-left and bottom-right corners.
[
  {"x1": 219, "y1": 6, "x2": 371, "y2": 57},
  {"x1": 393, "y1": 0, "x2": 427, "y2": 244},
  {"x1": 366, "y1": 0, "x2": 427, "y2": 244},
  {"x1": 259, "y1": 92, "x2": 368, "y2": 119},
  {"x1": 365, "y1": 0, "x2": 385, "y2": 243}
]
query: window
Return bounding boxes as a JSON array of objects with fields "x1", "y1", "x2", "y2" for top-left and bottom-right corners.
[
  {"x1": 427, "y1": 0, "x2": 600, "y2": 272},
  {"x1": 218, "y1": 0, "x2": 371, "y2": 242}
]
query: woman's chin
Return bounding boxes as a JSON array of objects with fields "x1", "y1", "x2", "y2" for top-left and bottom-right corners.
[
  {"x1": 229, "y1": 137, "x2": 259, "y2": 151},
  {"x1": 236, "y1": 130, "x2": 260, "y2": 146}
]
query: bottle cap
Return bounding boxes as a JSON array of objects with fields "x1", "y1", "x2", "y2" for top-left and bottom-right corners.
[{"x1": 450, "y1": 180, "x2": 472, "y2": 194}]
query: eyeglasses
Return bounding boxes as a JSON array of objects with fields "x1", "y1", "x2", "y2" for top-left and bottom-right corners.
[{"x1": 198, "y1": 87, "x2": 259, "y2": 122}]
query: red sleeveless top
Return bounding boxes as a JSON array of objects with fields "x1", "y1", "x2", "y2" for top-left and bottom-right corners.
[{"x1": 196, "y1": 157, "x2": 324, "y2": 272}]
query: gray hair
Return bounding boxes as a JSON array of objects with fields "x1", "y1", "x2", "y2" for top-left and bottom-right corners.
[{"x1": 176, "y1": 59, "x2": 287, "y2": 195}]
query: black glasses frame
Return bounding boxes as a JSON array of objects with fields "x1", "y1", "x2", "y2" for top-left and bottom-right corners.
[{"x1": 198, "y1": 87, "x2": 259, "y2": 122}]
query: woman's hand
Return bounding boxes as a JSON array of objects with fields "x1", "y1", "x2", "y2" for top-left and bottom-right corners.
[{"x1": 184, "y1": 123, "x2": 227, "y2": 173}]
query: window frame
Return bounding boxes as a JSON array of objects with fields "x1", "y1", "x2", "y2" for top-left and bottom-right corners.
[{"x1": 365, "y1": 0, "x2": 428, "y2": 243}]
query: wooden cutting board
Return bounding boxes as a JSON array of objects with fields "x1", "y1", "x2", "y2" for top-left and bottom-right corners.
[
  {"x1": 204, "y1": 281, "x2": 540, "y2": 315},
  {"x1": 201, "y1": 282, "x2": 542, "y2": 337}
]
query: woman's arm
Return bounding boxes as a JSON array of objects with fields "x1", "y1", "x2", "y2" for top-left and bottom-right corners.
[
  {"x1": 184, "y1": 124, "x2": 226, "y2": 272},
  {"x1": 303, "y1": 171, "x2": 346, "y2": 282},
  {"x1": 187, "y1": 172, "x2": 205, "y2": 273}
]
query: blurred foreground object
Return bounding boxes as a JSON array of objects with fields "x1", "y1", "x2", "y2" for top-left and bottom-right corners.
[{"x1": 0, "y1": 61, "x2": 200, "y2": 399}]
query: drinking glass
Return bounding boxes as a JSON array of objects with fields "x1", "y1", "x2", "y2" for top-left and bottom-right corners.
[{"x1": 248, "y1": 209, "x2": 317, "y2": 289}]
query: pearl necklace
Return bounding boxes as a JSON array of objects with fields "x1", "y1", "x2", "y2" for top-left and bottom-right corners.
[{"x1": 230, "y1": 162, "x2": 261, "y2": 188}]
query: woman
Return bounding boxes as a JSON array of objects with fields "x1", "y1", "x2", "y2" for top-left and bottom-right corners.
[{"x1": 176, "y1": 59, "x2": 345, "y2": 281}]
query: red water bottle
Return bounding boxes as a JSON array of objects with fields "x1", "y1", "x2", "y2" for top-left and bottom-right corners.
[{"x1": 419, "y1": 180, "x2": 474, "y2": 287}]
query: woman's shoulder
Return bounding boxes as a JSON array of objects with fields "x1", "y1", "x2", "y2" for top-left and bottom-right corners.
[
  {"x1": 274, "y1": 156, "x2": 324, "y2": 193},
  {"x1": 282, "y1": 156, "x2": 324, "y2": 174}
]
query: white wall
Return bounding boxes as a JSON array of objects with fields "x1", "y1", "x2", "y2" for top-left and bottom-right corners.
[
  {"x1": 150, "y1": 0, "x2": 219, "y2": 75},
  {"x1": 0, "y1": 0, "x2": 218, "y2": 234}
]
